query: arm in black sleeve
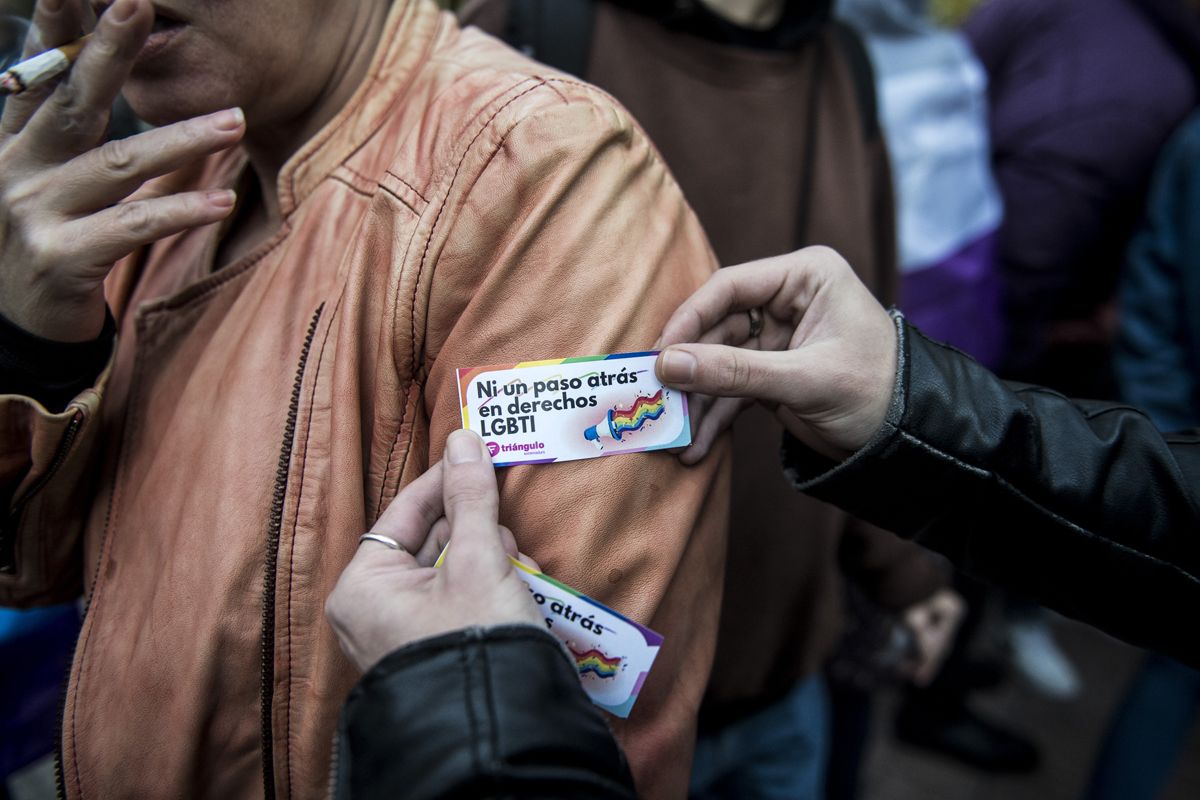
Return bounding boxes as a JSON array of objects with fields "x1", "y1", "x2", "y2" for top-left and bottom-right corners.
[
  {"x1": 334, "y1": 625, "x2": 636, "y2": 800},
  {"x1": 784, "y1": 313, "x2": 1200, "y2": 668},
  {"x1": 0, "y1": 310, "x2": 115, "y2": 413}
]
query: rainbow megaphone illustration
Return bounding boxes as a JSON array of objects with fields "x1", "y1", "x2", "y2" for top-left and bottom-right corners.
[{"x1": 584, "y1": 390, "x2": 667, "y2": 449}]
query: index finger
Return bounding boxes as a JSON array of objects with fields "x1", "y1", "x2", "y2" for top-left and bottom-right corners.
[
  {"x1": 369, "y1": 459, "x2": 446, "y2": 556},
  {"x1": 20, "y1": 0, "x2": 152, "y2": 160},
  {"x1": 657, "y1": 256, "x2": 794, "y2": 348}
]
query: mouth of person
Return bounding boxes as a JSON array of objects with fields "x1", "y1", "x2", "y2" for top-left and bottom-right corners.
[
  {"x1": 92, "y1": 3, "x2": 189, "y2": 54},
  {"x1": 150, "y1": 11, "x2": 186, "y2": 36}
]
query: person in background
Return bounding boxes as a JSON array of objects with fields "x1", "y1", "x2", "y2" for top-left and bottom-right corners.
[
  {"x1": 965, "y1": 0, "x2": 1200, "y2": 398},
  {"x1": 832, "y1": 0, "x2": 1034, "y2": 781},
  {"x1": 961, "y1": 0, "x2": 1200, "y2": 707},
  {"x1": 1077, "y1": 110, "x2": 1200, "y2": 800},
  {"x1": 459, "y1": 2, "x2": 958, "y2": 795},
  {"x1": 838, "y1": 0, "x2": 1003, "y2": 368}
]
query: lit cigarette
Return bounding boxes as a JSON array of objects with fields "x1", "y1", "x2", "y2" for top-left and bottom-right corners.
[{"x1": 0, "y1": 35, "x2": 91, "y2": 96}]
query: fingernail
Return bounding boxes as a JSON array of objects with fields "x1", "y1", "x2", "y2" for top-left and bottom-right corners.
[
  {"x1": 207, "y1": 189, "x2": 235, "y2": 207},
  {"x1": 659, "y1": 348, "x2": 697, "y2": 384},
  {"x1": 213, "y1": 107, "x2": 244, "y2": 131},
  {"x1": 447, "y1": 430, "x2": 482, "y2": 464},
  {"x1": 109, "y1": 0, "x2": 137, "y2": 23}
]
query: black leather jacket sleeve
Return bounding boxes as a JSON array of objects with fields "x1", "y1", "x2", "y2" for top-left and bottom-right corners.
[
  {"x1": 785, "y1": 314, "x2": 1200, "y2": 668},
  {"x1": 333, "y1": 625, "x2": 635, "y2": 800},
  {"x1": 0, "y1": 308, "x2": 115, "y2": 413}
]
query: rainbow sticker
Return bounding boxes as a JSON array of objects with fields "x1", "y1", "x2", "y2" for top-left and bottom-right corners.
[
  {"x1": 509, "y1": 557, "x2": 663, "y2": 717},
  {"x1": 457, "y1": 352, "x2": 690, "y2": 467},
  {"x1": 434, "y1": 548, "x2": 665, "y2": 717}
]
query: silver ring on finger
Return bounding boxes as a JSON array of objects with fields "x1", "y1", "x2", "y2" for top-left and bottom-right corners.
[
  {"x1": 747, "y1": 307, "x2": 764, "y2": 339},
  {"x1": 358, "y1": 532, "x2": 408, "y2": 553}
]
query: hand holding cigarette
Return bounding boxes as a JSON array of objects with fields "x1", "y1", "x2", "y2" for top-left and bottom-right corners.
[
  {"x1": 1, "y1": 34, "x2": 90, "y2": 96},
  {"x1": 0, "y1": 0, "x2": 244, "y2": 343}
]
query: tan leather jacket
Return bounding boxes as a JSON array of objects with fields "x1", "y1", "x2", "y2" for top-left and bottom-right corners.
[{"x1": 0, "y1": 3, "x2": 729, "y2": 797}]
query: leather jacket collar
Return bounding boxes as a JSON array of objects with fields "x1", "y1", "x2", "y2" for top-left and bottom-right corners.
[{"x1": 276, "y1": 0, "x2": 441, "y2": 217}]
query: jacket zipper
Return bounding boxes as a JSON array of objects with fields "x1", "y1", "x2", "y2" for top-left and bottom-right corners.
[
  {"x1": 326, "y1": 729, "x2": 341, "y2": 799},
  {"x1": 261, "y1": 304, "x2": 324, "y2": 800},
  {"x1": 52, "y1": 346, "x2": 146, "y2": 798},
  {"x1": 1, "y1": 411, "x2": 83, "y2": 575}
]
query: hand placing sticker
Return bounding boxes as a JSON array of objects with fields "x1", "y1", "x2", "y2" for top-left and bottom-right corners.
[
  {"x1": 325, "y1": 430, "x2": 542, "y2": 673},
  {"x1": 655, "y1": 246, "x2": 898, "y2": 464}
]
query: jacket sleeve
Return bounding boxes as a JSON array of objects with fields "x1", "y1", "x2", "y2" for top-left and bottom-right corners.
[
  {"x1": 334, "y1": 625, "x2": 635, "y2": 800},
  {"x1": 0, "y1": 310, "x2": 115, "y2": 413},
  {"x1": 786, "y1": 314, "x2": 1200, "y2": 668},
  {"x1": 1115, "y1": 117, "x2": 1200, "y2": 432},
  {"x1": 420, "y1": 84, "x2": 730, "y2": 799},
  {"x1": 0, "y1": 318, "x2": 114, "y2": 606}
]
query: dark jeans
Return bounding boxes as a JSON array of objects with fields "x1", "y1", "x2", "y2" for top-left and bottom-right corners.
[
  {"x1": 690, "y1": 675, "x2": 830, "y2": 800},
  {"x1": 1082, "y1": 653, "x2": 1200, "y2": 800}
]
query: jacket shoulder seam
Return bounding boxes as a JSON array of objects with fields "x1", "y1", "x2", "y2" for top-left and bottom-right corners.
[
  {"x1": 405, "y1": 78, "x2": 583, "y2": 375},
  {"x1": 408, "y1": 77, "x2": 549, "y2": 376}
]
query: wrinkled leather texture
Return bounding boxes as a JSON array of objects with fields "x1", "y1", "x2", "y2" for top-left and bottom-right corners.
[
  {"x1": 335, "y1": 625, "x2": 635, "y2": 800},
  {"x1": 0, "y1": 2, "x2": 730, "y2": 798},
  {"x1": 788, "y1": 317, "x2": 1200, "y2": 668}
]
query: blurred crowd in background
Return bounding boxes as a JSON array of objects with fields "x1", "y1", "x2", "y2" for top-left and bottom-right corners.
[{"x1": 2, "y1": 0, "x2": 1199, "y2": 798}]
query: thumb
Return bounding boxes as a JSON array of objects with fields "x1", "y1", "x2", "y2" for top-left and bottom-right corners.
[
  {"x1": 657, "y1": 344, "x2": 805, "y2": 406},
  {"x1": 441, "y1": 430, "x2": 509, "y2": 574}
]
